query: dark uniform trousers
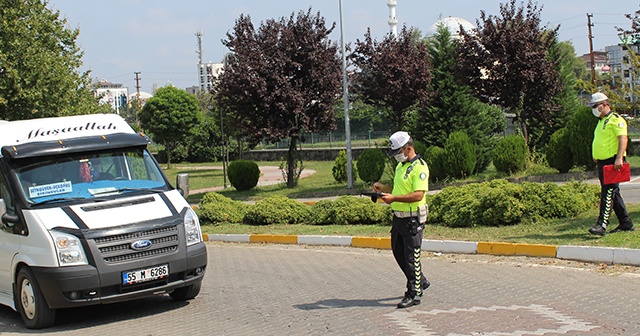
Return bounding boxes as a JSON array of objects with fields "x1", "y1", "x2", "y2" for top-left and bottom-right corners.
[
  {"x1": 391, "y1": 215, "x2": 428, "y2": 299},
  {"x1": 596, "y1": 156, "x2": 632, "y2": 228}
]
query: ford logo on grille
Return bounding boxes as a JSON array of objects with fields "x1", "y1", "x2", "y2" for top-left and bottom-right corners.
[{"x1": 131, "y1": 240, "x2": 152, "y2": 250}]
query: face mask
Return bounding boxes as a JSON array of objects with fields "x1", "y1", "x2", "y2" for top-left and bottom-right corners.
[
  {"x1": 592, "y1": 107, "x2": 601, "y2": 118},
  {"x1": 394, "y1": 152, "x2": 408, "y2": 162}
]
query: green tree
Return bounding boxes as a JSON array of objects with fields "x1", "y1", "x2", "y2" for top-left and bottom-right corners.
[
  {"x1": 458, "y1": 0, "x2": 562, "y2": 150},
  {"x1": 0, "y1": 0, "x2": 100, "y2": 120},
  {"x1": 350, "y1": 26, "x2": 431, "y2": 131},
  {"x1": 139, "y1": 86, "x2": 199, "y2": 168},
  {"x1": 413, "y1": 22, "x2": 505, "y2": 173},
  {"x1": 217, "y1": 9, "x2": 342, "y2": 188}
]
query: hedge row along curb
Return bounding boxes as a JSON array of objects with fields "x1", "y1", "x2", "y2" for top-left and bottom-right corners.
[{"x1": 204, "y1": 233, "x2": 640, "y2": 266}]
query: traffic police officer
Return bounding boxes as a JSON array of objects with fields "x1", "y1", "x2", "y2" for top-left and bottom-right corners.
[
  {"x1": 373, "y1": 131, "x2": 430, "y2": 308},
  {"x1": 588, "y1": 92, "x2": 635, "y2": 236}
]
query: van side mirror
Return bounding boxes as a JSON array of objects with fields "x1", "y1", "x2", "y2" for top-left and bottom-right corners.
[
  {"x1": 1, "y1": 213, "x2": 18, "y2": 227},
  {"x1": 176, "y1": 173, "x2": 189, "y2": 198}
]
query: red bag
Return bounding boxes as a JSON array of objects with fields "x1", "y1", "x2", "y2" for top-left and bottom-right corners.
[{"x1": 603, "y1": 162, "x2": 630, "y2": 184}]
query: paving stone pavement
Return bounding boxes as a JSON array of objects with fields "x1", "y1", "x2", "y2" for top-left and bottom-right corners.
[{"x1": 1, "y1": 243, "x2": 637, "y2": 335}]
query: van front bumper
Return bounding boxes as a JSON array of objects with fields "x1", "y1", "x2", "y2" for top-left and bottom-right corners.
[{"x1": 29, "y1": 242, "x2": 207, "y2": 309}]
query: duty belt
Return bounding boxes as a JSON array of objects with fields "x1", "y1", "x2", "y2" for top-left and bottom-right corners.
[
  {"x1": 393, "y1": 211, "x2": 417, "y2": 218},
  {"x1": 393, "y1": 205, "x2": 428, "y2": 223}
]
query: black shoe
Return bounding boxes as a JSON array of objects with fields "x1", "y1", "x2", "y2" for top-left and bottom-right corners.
[
  {"x1": 610, "y1": 225, "x2": 635, "y2": 234},
  {"x1": 397, "y1": 297, "x2": 421, "y2": 309},
  {"x1": 422, "y1": 280, "x2": 430, "y2": 291},
  {"x1": 589, "y1": 225, "x2": 606, "y2": 236}
]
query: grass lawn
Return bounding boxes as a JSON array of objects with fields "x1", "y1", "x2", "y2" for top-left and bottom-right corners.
[{"x1": 163, "y1": 160, "x2": 640, "y2": 248}]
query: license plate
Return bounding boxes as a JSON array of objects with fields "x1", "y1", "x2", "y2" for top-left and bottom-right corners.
[{"x1": 122, "y1": 264, "x2": 169, "y2": 285}]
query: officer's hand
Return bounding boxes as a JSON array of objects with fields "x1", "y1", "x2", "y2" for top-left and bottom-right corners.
[
  {"x1": 380, "y1": 193, "x2": 394, "y2": 204},
  {"x1": 614, "y1": 157, "x2": 623, "y2": 171},
  {"x1": 372, "y1": 182, "x2": 383, "y2": 192}
]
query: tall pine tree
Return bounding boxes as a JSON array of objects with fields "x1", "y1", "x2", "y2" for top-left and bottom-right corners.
[{"x1": 412, "y1": 22, "x2": 504, "y2": 173}]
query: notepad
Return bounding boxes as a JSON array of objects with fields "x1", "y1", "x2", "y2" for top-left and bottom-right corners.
[{"x1": 603, "y1": 162, "x2": 630, "y2": 185}]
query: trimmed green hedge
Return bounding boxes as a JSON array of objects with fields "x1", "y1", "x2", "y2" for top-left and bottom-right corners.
[
  {"x1": 196, "y1": 192, "x2": 247, "y2": 224},
  {"x1": 197, "y1": 180, "x2": 599, "y2": 228},
  {"x1": 310, "y1": 196, "x2": 391, "y2": 225},
  {"x1": 243, "y1": 196, "x2": 312, "y2": 225},
  {"x1": 428, "y1": 180, "x2": 599, "y2": 227}
]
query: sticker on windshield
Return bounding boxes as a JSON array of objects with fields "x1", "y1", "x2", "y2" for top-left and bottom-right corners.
[
  {"x1": 29, "y1": 181, "x2": 72, "y2": 198},
  {"x1": 88, "y1": 187, "x2": 117, "y2": 196}
]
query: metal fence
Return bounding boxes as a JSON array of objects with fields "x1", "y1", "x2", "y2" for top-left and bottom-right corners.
[{"x1": 256, "y1": 131, "x2": 391, "y2": 150}]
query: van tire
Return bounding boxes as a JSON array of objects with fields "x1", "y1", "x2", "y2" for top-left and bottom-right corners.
[
  {"x1": 15, "y1": 267, "x2": 56, "y2": 329},
  {"x1": 169, "y1": 282, "x2": 201, "y2": 301}
]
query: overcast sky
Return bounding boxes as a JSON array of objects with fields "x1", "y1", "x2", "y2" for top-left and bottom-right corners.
[{"x1": 47, "y1": 0, "x2": 639, "y2": 94}]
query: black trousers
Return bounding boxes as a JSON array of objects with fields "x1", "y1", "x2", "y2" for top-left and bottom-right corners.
[
  {"x1": 596, "y1": 157, "x2": 632, "y2": 228},
  {"x1": 391, "y1": 215, "x2": 428, "y2": 299}
]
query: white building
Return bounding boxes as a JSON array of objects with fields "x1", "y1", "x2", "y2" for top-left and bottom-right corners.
[
  {"x1": 93, "y1": 80, "x2": 128, "y2": 114},
  {"x1": 198, "y1": 62, "x2": 224, "y2": 92},
  {"x1": 581, "y1": 51, "x2": 609, "y2": 75},
  {"x1": 605, "y1": 34, "x2": 640, "y2": 107}
]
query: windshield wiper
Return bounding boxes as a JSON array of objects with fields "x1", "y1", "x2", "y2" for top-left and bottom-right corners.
[
  {"x1": 33, "y1": 197, "x2": 86, "y2": 205},
  {"x1": 91, "y1": 188, "x2": 162, "y2": 197}
]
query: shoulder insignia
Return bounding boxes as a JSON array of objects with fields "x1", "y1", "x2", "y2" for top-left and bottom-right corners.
[{"x1": 420, "y1": 172, "x2": 427, "y2": 180}]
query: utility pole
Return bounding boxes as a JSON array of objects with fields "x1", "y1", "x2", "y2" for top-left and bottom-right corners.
[
  {"x1": 134, "y1": 72, "x2": 142, "y2": 125},
  {"x1": 587, "y1": 13, "x2": 597, "y2": 86}
]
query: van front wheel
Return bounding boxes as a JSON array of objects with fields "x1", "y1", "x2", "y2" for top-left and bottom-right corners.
[{"x1": 16, "y1": 267, "x2": 56, "y2": 329}]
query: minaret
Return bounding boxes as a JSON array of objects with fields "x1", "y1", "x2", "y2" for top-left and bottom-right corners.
[
  {"x1": 196, "y1": 31, "x2": 205, "y2": 91},
  {"x1": 387, "y1": 0, "x2": 397, "y2": 37},
  {"x1": 196, "y1": 31, "x2": 203, "y2": 65}
]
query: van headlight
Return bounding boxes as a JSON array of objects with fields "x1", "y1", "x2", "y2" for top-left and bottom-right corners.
[
  {"x1": 50, "y1": 231, "x2": 87, "y2": 266},
  {"x1": 184, "y1": 208, "x2": 203, "y2": 246}
]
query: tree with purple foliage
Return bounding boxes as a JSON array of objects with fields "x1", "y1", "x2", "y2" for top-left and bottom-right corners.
[
  {"x1": 349, "y1": 26, "x2": 431, "y2": 132},
  {"x1": 457, "y1": 0, "x2": 562, "y2": 150},
  {"x1": 216, "y1": 9, "x2": 342, "y2": 188}
]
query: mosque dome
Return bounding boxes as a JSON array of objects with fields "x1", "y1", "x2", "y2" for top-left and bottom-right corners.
[
  {"x1": 427, "y1": 16, "x2": 475, "y2": 39},
  {"x1": 128, "y1": 91, "x2": 153, "y2": 101}
]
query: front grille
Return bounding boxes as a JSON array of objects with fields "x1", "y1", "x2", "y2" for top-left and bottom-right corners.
[{"x1": 94, "y1": 226, "x2": 179, "y2": 264}]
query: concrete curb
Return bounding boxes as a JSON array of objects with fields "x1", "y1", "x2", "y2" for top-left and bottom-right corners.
[{"x1": 203, "y1": 233, "x2": 640, "y2": 266}]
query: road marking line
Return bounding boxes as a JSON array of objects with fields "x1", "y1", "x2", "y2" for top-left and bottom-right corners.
[{"x1": 385, "y1": 304, "x2": 599, "y2": 335}]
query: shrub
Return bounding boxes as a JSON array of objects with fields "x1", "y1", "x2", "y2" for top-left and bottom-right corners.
[
  {"x1": 546, "y1": 128, "x2": 574, "y2": 173},
  {"x1": 309, "y1": 196, "x2": 391, "y2": 225},
  {"x1": 156, "y1": 143, "x2": 189, "y2": 164},
  {"x1": 357, "y1": 148, "x2": 386, "y2": 183},
  {"x1": 243, "y1": 196, "x2": 311, "y2": 225},
  {"x1": 428, "y1": 183, "x2": 485, "y2": 227},
  {"x1": 227, "y1": 160, "x2": 261, "y2": 191},
  {"x1": 493, "y1": 135, "x2": 527, "y2": 174},
  {"x1": 428, "y1": 180, "x2": 598, "y2": 227},
  {"x1": 423, "y1": 146, "x2": 446, "y2": 182},
  {"x1": 475, "y1": 180, "x2": 523, "y2": 226},
  {"x1": 332, "y1": 150, "x2": 357, "y2": 183},
  {"x1": 187, "y1": 144, "x2": 218, "y2": 163},
  {"x1": 567, "y1": 106, "x2": 598, "y2": 169},
  {"x1": 444, "y1": 131, "x2": 476, "y2": 179},
  {"x1": 413, "y1": 140, "x2": 428, "y2": 157},
  {"x1": 196, "y1": 192, "x2": 248, "y2": 224}
]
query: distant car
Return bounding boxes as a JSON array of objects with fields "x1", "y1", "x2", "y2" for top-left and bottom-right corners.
[{"x1": 621, "y1": 114, "x2": 635, "y2": 120}]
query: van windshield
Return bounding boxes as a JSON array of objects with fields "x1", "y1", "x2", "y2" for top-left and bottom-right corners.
[{"x1": 16, "y1": 149, "x2": 168, "y2": 205}]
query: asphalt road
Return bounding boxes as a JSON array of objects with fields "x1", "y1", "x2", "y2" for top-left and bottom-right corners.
[
  {"x1": 619, "y1": 177, "x2": 640, "y2": 204},
  {"x1": 0, "y1": 243, "x2": 638, "y2": 335}
]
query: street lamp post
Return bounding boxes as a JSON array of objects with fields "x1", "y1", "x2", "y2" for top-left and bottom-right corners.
[
  {"x1": 220, "y1": 109, "x2": 228, "y2": 189},
  {"x1": 210, "y1": 104, "x2": 227, "y2": 189},
  {"x1": 339, "y1": 0, "x2": 353, "y2": 188}
]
